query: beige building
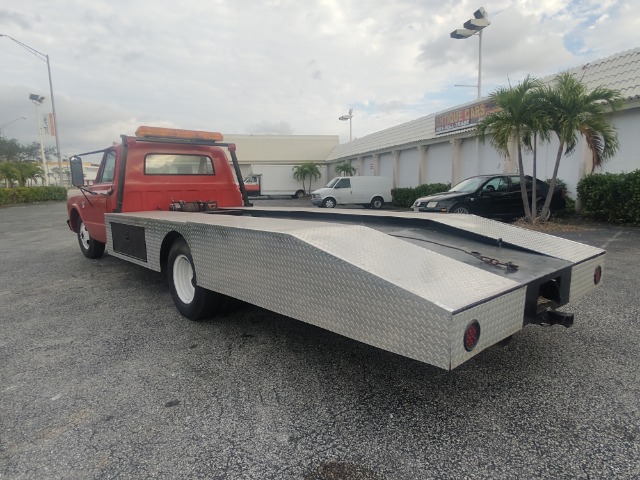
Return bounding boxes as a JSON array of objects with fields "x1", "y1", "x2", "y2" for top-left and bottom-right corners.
[{"x1": 223, "y1": 134, "x2": 339, "y2": 178}]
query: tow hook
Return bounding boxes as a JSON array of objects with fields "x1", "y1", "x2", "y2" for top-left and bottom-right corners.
[{"x1": 540, "y1": 310, "x2": 574, "y2": 328}]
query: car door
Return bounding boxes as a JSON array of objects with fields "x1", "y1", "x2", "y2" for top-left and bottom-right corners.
[
  {"x1": 506, "y1": 175, "x2": 530, "y2": 218},
  {"x1": 81, "y1": 150, "x2": 117, "y2": 243},
  {"x1": 475, "y1": 176, "x2": 510, "y2": 217}
]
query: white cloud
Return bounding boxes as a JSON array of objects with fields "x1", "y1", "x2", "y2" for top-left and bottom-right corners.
[{"x1": 0, "y1": 0, "x2": 637, "y2": 155}]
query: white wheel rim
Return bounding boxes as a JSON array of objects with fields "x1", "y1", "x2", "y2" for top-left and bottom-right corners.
[
  {"x1": 79, "y1": 223, "x2": 90, "y2": 249},
  {"x1": 173, "y1": 254, "x2": 195, "y2": 304}
]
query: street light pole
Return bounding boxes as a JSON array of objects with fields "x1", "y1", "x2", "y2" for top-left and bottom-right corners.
[
  {"x1": 450, "y1": 7, "x2": 490, "y2": 99},
  {"x1": 30, "y1": 94, "x2": 48, "y2": 185},
  {"x1": 1, "y1": 34, "x2": 64, "y2": 185},
  {"x1": 0, "y1": 116, "x2": 27, "y2": 137},
  {"x1": 339, "y1": 108, "x2": 354, "y2": 142}
]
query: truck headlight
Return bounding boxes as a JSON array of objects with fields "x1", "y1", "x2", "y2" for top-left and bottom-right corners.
[{"x1": 427, "y1": 201, "x2": 438, "y2": 208}]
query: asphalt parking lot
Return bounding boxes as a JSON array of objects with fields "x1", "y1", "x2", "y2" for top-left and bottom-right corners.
[{"x1": 1, "y1": 199, "x2": 639, "y2": 479}]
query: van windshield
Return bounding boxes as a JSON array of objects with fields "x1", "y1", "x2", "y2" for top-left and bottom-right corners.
[{"x1": 325, "y1": 177, "x2": 340, "y2": 188}]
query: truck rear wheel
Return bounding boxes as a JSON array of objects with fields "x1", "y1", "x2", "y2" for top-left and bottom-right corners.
[
  {"x1": 293, "y1": 190, "x2": 305, "y2": 199},
  {"x1": 77, "y1": 219, "x2": 105, "y2": 259},
  {"x1": 370, "y1": 196, "x2": 384, "y2": 210},
  {"x1": 167, "y1": 238, "x2": 227, "y2": 321}
]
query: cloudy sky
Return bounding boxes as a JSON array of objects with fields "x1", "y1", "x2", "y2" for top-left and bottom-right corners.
[{"x1": 1, "y1": 0, "x2": 638, "y2": 156}]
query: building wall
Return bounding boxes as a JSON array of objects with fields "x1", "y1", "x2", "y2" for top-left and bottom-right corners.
[
  {"x1": 379, "y1": 153, "x2": 393, "y2": 179},
  {"x1": 398, "y1": 148, "x2": 420, "y2": 187},
  {"x1": 424, "y1": 142, "x2": 452, "y2": 185},
  {"x1": 329, "y1": 103, "x2": 640, "y2": 197},
  {"x1": 364, "y1": 155, "x2": 377, "y2": 176},
  {"x1": 224, "y1": 134, "x2": 339, "y2": 178}
]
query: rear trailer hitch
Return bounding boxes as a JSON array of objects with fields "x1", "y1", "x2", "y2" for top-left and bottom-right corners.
[{"x1": 536, "y1": 310, "x2": 575, "y2": 328}]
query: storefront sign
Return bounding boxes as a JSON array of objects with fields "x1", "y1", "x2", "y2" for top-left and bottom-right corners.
[{"x1": 435, "y1": 100, "x2": 499, "y2": 134}]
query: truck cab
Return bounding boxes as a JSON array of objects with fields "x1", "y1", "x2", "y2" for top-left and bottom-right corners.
[{"x1": 67, "y1": 126, "x2": 246, "y2": 258}]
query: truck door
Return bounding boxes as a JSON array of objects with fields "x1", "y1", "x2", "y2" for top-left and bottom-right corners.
[
  {"x1": 81, "y1": 150, "x2": 117, "y2": 244},
  {"x1": 333, "y1": 177, "x2": 352, "y2": 204}
]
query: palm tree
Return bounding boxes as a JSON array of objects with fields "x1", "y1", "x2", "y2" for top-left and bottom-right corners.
[
  {"x1": 476, "y1": 76, "x2": 544, "y2": 221},
  {"x1": 537, "y1": 72, "x2": 622, "y2": 219},
  {"x1": 14, "y1": 161, "x2": 45, "y2": 187},
  {"x1": 0, "y1": 161, "x2": 19, "y2": 187},
  {"x1": 292, "y1": 162, "x2": 322, "y2": 194},
  {"x1": 335, "y1": 163, "x2": 356, "y2": 177},
  {"x1": 521, "y1": 90, "x2": 552, "y2": 220}
]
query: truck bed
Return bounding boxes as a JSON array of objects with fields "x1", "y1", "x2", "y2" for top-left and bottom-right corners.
[{"x1": 104, "y1": 208, "x2": 604, "y2": 370}]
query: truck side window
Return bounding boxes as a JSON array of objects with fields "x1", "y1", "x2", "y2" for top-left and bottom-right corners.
[
  {"x1": 335, "y1": 178, "x2": 351, "y2": 189},
  {"x1": 96, "y1": 151, "x2": 116, "y2": 184},
  {"x1": 145, "y1": 154, "x2": 215, "y2": 175}
]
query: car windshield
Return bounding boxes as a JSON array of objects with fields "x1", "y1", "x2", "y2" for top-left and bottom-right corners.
[
  {"x1": 325, "y1": 177, "x2": 340, "y2": 188},
  {"x1": 449, "y1": 177, "x2": 485, "y2": 193}
]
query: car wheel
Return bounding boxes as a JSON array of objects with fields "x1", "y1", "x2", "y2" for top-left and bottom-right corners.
[
  {"x1": 450, "y1": 204, "x2": 470, "y2": 214},
  {"x1": 322, "y1": 197, "x2": 336, "y2": 208},
  {"x1": 167, "y1": 237, "x2": 228, "y2": 321},
  {"x1": 370, "y1": 196, "x2": 384, "y2": 210},
  {"x1": 293, "y1": 190, "x2": 305, "y2": 199},
  {"x1": 77, "y1": 219, "x2": 105, "y2": 259}
]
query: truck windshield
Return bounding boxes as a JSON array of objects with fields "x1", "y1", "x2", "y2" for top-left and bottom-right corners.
[{"x1": 145, "y1": 154, "x2": 215, "y2": 175}]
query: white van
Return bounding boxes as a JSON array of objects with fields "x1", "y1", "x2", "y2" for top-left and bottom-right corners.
[{"x1": 310, "y1": 176, "x2": 393, "y2": 209}]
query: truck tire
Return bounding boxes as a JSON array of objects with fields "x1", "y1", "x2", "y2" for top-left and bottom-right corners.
[
  {"x1": 167, "y1": 238, "x2": 226, "y2": 321},
  {"x1": 370, "y1": 196, "x2": 384, "y2": 210},
  {"x1": 293, "y1": 190, "x2": 305, "y2": 199},
  {"x1": 77, "y1": 219, "x2": 105, "y2": 259},
  {"x1": 322, "y1": 197, "x2": 337, "y2": 208}
]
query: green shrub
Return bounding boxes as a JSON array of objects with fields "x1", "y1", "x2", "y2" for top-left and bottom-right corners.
[
  {"x1": 392, "y1": 183, "x2": 450, "y2": 208},
  {"x1": 577, "y1": 170, "x2": 640, "y2": 224},
  {"x1": 0, "y1": 186, "x2": 67, "y2": 206}
]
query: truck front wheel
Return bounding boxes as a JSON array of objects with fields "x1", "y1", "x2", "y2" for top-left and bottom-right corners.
[
  {"x1": 77, "y1": 219, "x2": 105, "y2": 259},
  {"x1": 167, "y1": 238, "x2": 226, "y2": 321}
]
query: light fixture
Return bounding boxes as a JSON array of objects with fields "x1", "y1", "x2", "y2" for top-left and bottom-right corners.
[
  {"x1": 339, "y1": 108, "x2": 354, "y2": 141},
  {"x1": 450, "y1": 7, "x2": 490, "y2": 99}
]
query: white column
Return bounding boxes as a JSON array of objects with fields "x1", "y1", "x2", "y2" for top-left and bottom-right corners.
[
  {"x1": 450, "y1": 138, "x2": 463, "y2": 185},
  {"x1": 418, "y1": 145, "x2": 429, "y2": 185},
  {"x1": 392, "y1": 150, "x2": 400, "y2": 188}
]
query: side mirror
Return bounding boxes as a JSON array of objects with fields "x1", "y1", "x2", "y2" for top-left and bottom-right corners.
[{"x1": 69, "y1": 156, "x2": 84, "y2": 187}]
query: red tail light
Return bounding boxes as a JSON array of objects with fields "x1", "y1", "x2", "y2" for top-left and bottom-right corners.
[
  {"x1": 464, "y1": 320, "x2": 481, "y2": 352},
  {"x1": 594, "y1": 266, "x2": 602, "y2": 285}
]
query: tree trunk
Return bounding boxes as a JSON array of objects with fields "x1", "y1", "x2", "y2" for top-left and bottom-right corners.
[
  {"x1": 516, "y1": 135, "x2": 532, "y2": 221},
  {"x1": 532, "y1": 134, "x2": 538, "y2": 222},
  {"x1": 541, "y1": 140, "x2": 564, "y2": 219}
]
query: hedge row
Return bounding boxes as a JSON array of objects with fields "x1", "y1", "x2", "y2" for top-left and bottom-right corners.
[
  {"x1": 577, "y1": 170, "x2": 640, "y2": 224},
  {"x1": 0, "y1": 186, "x2": 68, "y2": 206},
  {"x1": 392, "y1": 183, "x2": 451, "y2": 208}
]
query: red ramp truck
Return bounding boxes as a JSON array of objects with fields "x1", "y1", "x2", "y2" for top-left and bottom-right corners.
[{"x1": 67, "y1": 126, "x2": 605, "y2": 371}]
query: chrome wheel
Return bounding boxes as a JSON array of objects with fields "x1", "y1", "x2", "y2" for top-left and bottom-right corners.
[{"x1": 451, "y1": 205, "x2": 470, "y2": 214}]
